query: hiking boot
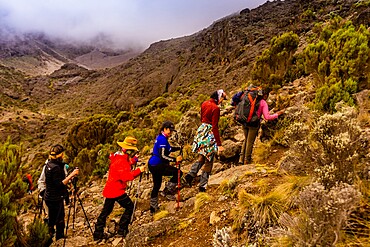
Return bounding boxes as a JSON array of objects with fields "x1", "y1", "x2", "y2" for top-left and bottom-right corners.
[
  {"x1": 199, "y1": 187, "x2": 206, "y2": 193},
  {"x1": 150, "y1": 197, "x2": 160, "y2": 214},
  {"x1": 184, "y1": 174, "x2": 193, "y2": 187},
  {"x1": 55, "y1": 234, "x2": 65, "y2": 241},
  {"x1": 93, "y1": 231, "x2": 108, "y2": 241},
  {"x1": 237, "y1": 158, "x2": 244, "y2": 165},
  {"x1": 150, "y1": 206, "x2": 159, "y2": 214},
  {"x1": 45, "y1": 237, "x2": 53, "y2": 247},
  {"x1": 117, "y1": 229, "x2": 129, "y2": 238},
  {"x1": 160, "y1": 190, "x2": 176, "y2": 200},
  {"x1": 160, "y1": 188, "x2": 170, "y2": 197},
  {"x1": 165, "y1": 194, "x2": 176, "y2": 201}
]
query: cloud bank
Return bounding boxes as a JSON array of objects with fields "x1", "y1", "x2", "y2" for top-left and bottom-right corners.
[{"x1": 0, "y1": 0, "x2": 267, "y2": 49}]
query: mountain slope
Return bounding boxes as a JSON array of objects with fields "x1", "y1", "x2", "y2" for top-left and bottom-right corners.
[
  {"x1": 0, "y1": 32, "x2": 138, "y2": 75},
  {"x1": 28, "y1": 0, "x2": 367, "y2": 114}
]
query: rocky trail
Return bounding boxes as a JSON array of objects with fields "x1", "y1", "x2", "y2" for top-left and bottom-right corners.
[{"x1": 20, "y1": 143, "x2": 286, "y2": 247}]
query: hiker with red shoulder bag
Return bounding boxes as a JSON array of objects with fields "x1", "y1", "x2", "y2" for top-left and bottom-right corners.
[
  {"x1": 232, "y1": 86, "x2": 284, "y2": 165},
  {"x1": 93, "y1": 137, "x2": 146, "y2": 241},
  {"x1": 23, "y1": 173, "x2": 34, "y2": 194}
]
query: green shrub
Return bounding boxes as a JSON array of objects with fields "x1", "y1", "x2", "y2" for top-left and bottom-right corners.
[
  {"x1": 149, "y1": 96, "x2": 168, "y2": 110},
  {"x1": 114, "y1": 127, "x2": 157, "y2": 151},
  {"x1": 178, "y1": 99, "x2": 193, "y2": 113},
  {"x1": 252, "y1": 32, "x2": 300, "y2": 88},
  {"x1": 354, "y1": 0, "x2": 370, "y2": 8},
  {"x1": 196, "y1": 94, "x2": 209, "y2": 106},
  {"x1": 301, "y1": 9, "x2": 316, "y2": 22},
  {"x1": 65, "y1": 115, "x2": 117, "y2": 159},
  {"x1": 303, "y1": 20, "x2": 370, "y2": 112},
  {"x1": 218, "y1": 116, "x2": 230, "y2": 136},
  {"x1": 0, "y1": 138, "x2": 27, "y2": 246},
  {"x1": 116, "y1": 111, "x2": 131, "y2": 123},
  {"x1": 155, "y1": 109, "x2": 182, "y2": 128},
  {"x1": 26, "y1": 219, "x2": 49, "y2": 247}
]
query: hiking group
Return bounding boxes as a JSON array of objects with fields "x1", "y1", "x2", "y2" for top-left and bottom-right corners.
[{"x1": 34, "y1": 86, "x2": 283, "y2": 244}]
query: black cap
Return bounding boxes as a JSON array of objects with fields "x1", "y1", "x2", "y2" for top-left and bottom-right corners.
[
  {"x1": 50, "y1": 144, "x2": 65, "y2": 156},
  {"x1": 162, "y1": 121, "x2": 176, "y2": 132}
]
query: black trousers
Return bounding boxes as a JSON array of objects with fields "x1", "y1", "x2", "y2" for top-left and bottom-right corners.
[
  {"x1": 95, "y1": 193, "x2": 133, "y2": 234},
  {"x1": 149, "y1": 163, "x2": 182, "y2": 198},
  {"x1": 45, "y1": 199, "x2": 65, "y2": 240}
]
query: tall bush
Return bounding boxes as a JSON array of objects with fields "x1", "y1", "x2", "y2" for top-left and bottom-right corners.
[
  {"x1": 65, "y1": 115, "x2": 117, "y2": 159},
  {"x1": 252, "y1": 32, "x2": 300, "y2": 88},
  {"x1": 0, "y1": 139, "x2": 27, "y2": 246},
  {"x1": 303, "y1": 19, "x2": 370, "y2": 112}
]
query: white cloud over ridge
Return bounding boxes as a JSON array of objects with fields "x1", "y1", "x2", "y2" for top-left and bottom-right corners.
[{"x1": 0, "y1": 0, "x2": 266, "y2": 50}]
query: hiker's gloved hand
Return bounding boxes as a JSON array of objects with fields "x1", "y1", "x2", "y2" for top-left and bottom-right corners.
[
  {"x1": 276, "y1": 109, "x2": 285, "y2": 116},
  {"x1": 39, "y1": 189, "x2": 45, "y2": 198},
  {"x1": 139, "y1": 165, "x2": 146, "y2": 173},
  {"x1": 69, "y1": 167, "x2": 79, "y2": 179},
  {"x1": 133, "y1": 153, "x2": 139, "y2": 162},
  {"x1": 176, "y1": 156, "x2": 182, "y2": 163},
  {"x1": 217, "y1": 146, "x2": 225, "y2": 156}
]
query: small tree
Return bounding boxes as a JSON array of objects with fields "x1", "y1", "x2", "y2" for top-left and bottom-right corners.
[
  {"x1": 0, "y1": 138, "x2": 27, "y2": 246},
  {"x1": 252, "y1": 32, "x2": 300, "y2": 88},
  {"x1": 303, "y1": 19, "x2": 370, "y2": 112}
]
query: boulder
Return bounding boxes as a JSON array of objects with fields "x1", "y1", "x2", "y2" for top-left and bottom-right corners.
[{"x1": 219, "y1": 139, "x2": 241, "y2": 160}]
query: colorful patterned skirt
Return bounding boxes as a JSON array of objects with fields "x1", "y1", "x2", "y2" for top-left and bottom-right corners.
[{"x1": 192, "y1": 123, "x2": 217, "y2": 161}]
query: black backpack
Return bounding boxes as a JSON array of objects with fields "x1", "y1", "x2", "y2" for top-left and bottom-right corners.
[{"x1": 234, "y1": 85, "x2": 263, "y2": 126}]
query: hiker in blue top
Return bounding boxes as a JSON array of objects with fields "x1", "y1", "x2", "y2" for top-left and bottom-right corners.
[{"x1": 148, "y1": 121, "x2": 182, "y2": 214}]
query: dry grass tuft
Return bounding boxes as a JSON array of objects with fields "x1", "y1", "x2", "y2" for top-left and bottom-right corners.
[
  {"x1": 153, "y1": 210, "x2": 169, "y2": 221},
  {"x1": 218, "y1": 177, "x2": 238, "y2": 198},
  {"x1": 238, "y1": 189, "x2": 289, "y2": 227},
  {"x1": 194, "y1": 192, "x2": 212, "y2": 213}
]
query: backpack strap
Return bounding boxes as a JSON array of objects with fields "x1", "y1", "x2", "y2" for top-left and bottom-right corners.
[{"x1": 247, "y1": 93, "x2": 258, "y2": 122}]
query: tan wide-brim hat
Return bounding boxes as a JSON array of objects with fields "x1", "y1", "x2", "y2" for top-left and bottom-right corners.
[{"x1": 117, "y1": 136, "x2": 139, "y2": 151}]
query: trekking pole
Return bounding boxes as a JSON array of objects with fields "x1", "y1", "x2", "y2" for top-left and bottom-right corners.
[
  {"x1": 64, "y1": 178, "x2": 77, "y2": 247},
  {"x1": 127, "y1": 163, "x2": 137, "y2": 196},
  {"x1": 76, "y1": 192, "x2": 94, "y2": 235},
  {"x1": 39, "y1": 196, "x2": 44, "y2": 218},
  {"x1": 176, "y1": 146, "x2": 184, "y2": 210},
  {"x1": 72, "y1": 181, "x2": 78, "y2": 230},
  {"x1": 33, "y1": 194, "x2": 43, "y2": 223},
  {"x1": 64, "y1": 196, "x2": 74, "y2": 247},
  {"x1": 130, "y1": 171, "x2": 143, "y2": 224}
]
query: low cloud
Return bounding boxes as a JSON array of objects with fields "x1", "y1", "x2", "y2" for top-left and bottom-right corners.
[{"x1": 0, "y1": 0, "x2": 266, "y2": 50}]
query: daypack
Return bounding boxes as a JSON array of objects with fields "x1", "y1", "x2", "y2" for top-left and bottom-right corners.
[
  {"x1": 231, "y1": 91, "x2": 244, "y2": 106},
  {"x1": 234, "y1": 85, "x2": 263, "y2": 126}
]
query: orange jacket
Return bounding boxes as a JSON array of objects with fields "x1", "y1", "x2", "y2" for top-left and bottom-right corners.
[{"x1": 102, "y1": 151, "x2": 140, "y2": 198}]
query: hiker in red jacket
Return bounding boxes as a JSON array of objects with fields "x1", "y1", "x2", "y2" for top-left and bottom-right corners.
[
  {"x1": 93, "y1": 136, "x2": 146, "y2": 241},
  {"x1": 184, "y1": 89, "x2": 227, "y2": 192}
]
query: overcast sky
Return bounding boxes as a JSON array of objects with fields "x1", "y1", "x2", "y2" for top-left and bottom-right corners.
[{"x1": 0, "y1": 0, "x2": 267, "y2": 49}]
